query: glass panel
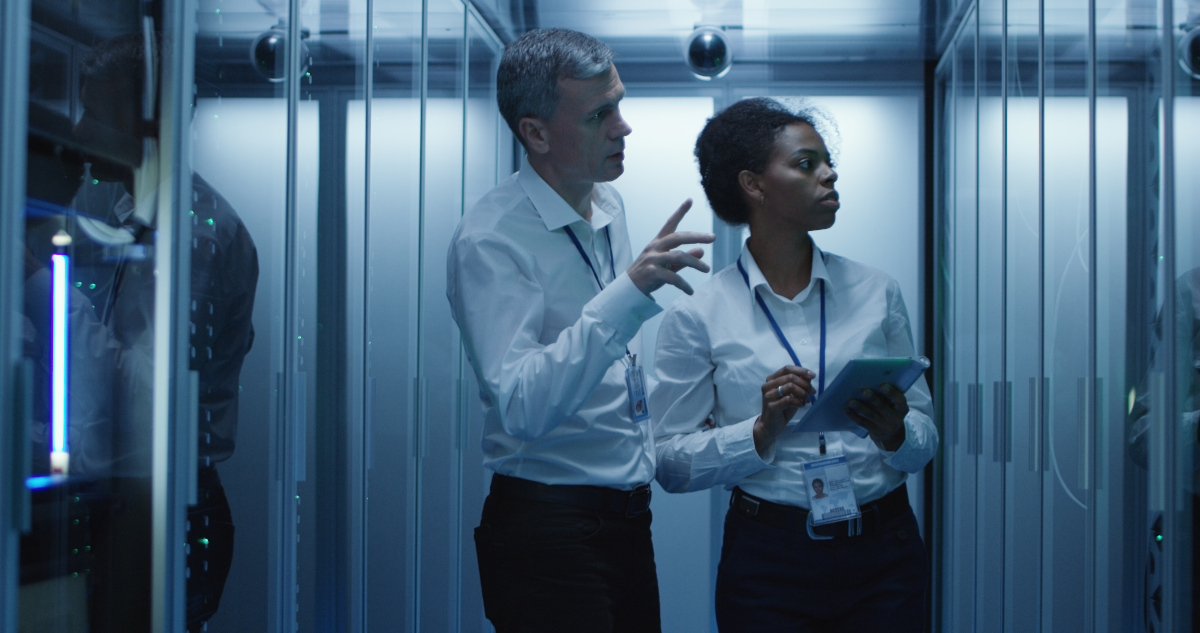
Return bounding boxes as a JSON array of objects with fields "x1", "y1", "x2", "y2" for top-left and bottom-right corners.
[
  {"x1": 1091, "y1": 0, "x2": 1147, "y2": 628},
  {"x1": 363, "y1": 0, "x2": 422, "y2": 628},
  {"x1": 1003, "y1": 0, "x2": 1045, "y2": 630},
  {"x1": 1168, "y1": 10, "x2": 1199, "y2": 628},
  {"x1": 976, "y1": 1, "x2": 1006, "y2": 630},
  {"x1": 21, "y1": 0, "x2": 160, "y2": 629},
  {"x1": 191, "y1": 0, "x2": 317, "y2": 628},
  {"x1": 417, "y1": 0, "x2": 464, "y2": 628},
  {"x1": 942, "y1": 10, "x2": 979, "y2": 632},
  {"x1": 458, "y1": 15, "x2": 504, "y2": 633},
  {"x1": 1041, "y1": 0, "x2": 1092, "y2": 628}
]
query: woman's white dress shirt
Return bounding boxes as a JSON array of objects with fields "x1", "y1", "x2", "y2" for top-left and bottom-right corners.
[
  {"x1": 447, "y1": 156, "x2": 660, "y2": 489},
  {"x1": 651, "y1": 240, "x2": 938, "y2": 507}
]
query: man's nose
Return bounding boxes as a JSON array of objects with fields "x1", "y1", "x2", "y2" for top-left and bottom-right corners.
[{"x1": 610, "y1": 110, "x2": 632, "y2": 139}]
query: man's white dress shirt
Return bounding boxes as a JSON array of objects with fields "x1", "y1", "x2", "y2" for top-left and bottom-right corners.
[
  {"x1": 447, "y1": 157, "x2": 660, "y2": 489},
  {"x1": 652, "y1": 240, "x2": 938, "y2": 507}
]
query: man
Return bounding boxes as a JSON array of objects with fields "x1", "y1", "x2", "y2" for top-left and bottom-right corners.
[
  {"x1": 70, "y1": 32, "x2": 258, "y2": 633},
  {"x1": 446, "y1": 28, "x2": 714, "y2": 633}
]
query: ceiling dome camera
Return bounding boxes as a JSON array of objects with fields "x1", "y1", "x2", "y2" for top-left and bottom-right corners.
[
  {"x1": 685, "y1": 27, "x2": 732, "y2": 80},
  {"x1": 1180, "y1": 26, "x2": 1200, "y2": 79},
  {"x1": 250, "y1": 23, "x2": 312, "y2": 83}
]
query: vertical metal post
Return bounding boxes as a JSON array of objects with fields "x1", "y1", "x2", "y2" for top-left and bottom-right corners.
[
  {"x1": 270, "y1": 0, "x2": 303, "y2": 629},
  {"x1": 413, "y1": 0, "x2": 430, "y2": 629},
  {"x1": 356, "y1": 0, "x2": 375, "y2": 629},
  {"x1": 0, "y1": 0, "x2": 30, "y2": 629},
  {"x1": 1036, "y1": 0, "x2": 1047, "y2": 628},
  {"x1": 1159, "y1": 0, "x2": 1180, "y2": 629},
  {"x1": 1084, "y1": 0, "x2": 1099, "y2": 628},
  {"x1": 153, "y1": 0, "x2": 198, "y2": 630}
]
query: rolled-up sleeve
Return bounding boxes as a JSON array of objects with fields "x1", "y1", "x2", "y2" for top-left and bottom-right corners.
[
  {"x1": 449, "y1": 231, "x2": 659, "y2": 442},
  {"x1": 652, "y1": 303, "x2": 771, "y2": 493}
]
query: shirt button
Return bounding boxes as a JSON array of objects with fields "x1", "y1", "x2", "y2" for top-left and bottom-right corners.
[{"x1": 800, "y1": 339, "x2": 809, "y2": 345}]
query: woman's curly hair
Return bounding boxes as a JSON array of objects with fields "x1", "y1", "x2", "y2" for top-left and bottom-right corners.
[{"x1": 694, "y1": 97, "x2": 837, "y2": 225}]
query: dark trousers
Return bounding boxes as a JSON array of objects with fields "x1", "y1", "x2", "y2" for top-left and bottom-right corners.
[
  {"x1": 715, "y1": 502, "x2": 928, "y2": 633},
  {"x1": 186, "y1": 466, "x2": 235, "y2": 632},
  {"x1": 474, "y1": 490, "x2": 662, "y2": 633}
]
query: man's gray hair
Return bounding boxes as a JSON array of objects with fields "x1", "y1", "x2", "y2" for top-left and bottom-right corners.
[{"x1": 497, "y1": 28, "x2": 614, "y2": 148}]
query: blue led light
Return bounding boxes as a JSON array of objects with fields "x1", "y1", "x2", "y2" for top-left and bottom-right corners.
[
  {"x1": 25, "y1": 474, "x2": 67, "y2": 490},
  {"x1": 50, "y1": 253, "x2": 70, "y2": 458}
]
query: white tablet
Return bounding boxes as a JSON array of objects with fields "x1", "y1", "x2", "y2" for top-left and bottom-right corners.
[{"x1": 790, "y1": 356, "x2": 930, "y2": 437}]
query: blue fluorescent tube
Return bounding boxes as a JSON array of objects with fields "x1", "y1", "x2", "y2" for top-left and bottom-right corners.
[{"x1": 50, "y1": 252, "x2": 69, "y2": 472}]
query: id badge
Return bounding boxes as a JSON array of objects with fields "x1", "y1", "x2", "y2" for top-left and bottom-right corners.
[
  {"x1": 802, "y1": 454, "x2": 861, "y2": 525},
  {"x1": 625, "y1": 362, "x2": 651, "y2": 424}
]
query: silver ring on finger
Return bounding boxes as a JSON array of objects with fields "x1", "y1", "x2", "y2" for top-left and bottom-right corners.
[{"x1": 777, "y1": 386, "x2": 784, "y2": 399}]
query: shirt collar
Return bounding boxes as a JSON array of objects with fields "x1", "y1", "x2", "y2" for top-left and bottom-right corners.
[
  {"x1": 738, "y1": 237, "x2": 832, "y2": 302},
  {"x1": 517, "y1": 154, "x2": 615, "y2": 233}
]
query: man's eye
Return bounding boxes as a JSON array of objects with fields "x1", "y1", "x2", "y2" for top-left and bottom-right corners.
[{"x1": 798, "y1": 159, "x2": 811, "y2": 169}]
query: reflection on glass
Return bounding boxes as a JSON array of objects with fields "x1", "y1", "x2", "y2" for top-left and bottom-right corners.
[{"x1": 21, "y1": 4, "x2": 158, "y2": 626}]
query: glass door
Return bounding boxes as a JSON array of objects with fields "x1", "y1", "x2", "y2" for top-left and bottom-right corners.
[
  {"x1": 458, "y1": 13, "x2": 505, "y2": 632},
  {"x1": 19, "y1": 2, "x2": 169, "y2": 631},
  {"x1": 416, "y1": 0, "x2": 465, "y2": 627},
  {"x1": 1002, "y1": 0, "x2": 1046, "y2": 630},
  {"x1": 976, "y1": 2, "x2": 1007, "y2": 629},
  {"x1": 190, "y1": 0, "x2": 316, "y2": 628},
  {"x1": 938, "y1": 9, "x2": 981, "y2": 631},
  {"x1": 363, "y1": 0, "x2": 422, "y2": 629}
]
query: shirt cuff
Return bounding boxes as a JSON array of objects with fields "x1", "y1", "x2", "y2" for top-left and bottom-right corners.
[
  {"x1": 727, "y1": 415, "x2": 776, "y2": 465},
  {"x1": 588, "y1": 272, "x2": 662, "y2": 343},
  {"x1": 881, "y1": 414, "x2": 921, "y2": 471}
]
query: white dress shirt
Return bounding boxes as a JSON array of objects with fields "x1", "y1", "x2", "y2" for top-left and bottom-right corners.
[
  {"x1": 447, "y1": 156, "x2": 660, "y2": 489},
  {"x1": 652, "y1": 240, "x2": 938, "y2": 507}
]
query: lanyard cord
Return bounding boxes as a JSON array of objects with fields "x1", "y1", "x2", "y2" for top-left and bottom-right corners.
[
  {"x1": 564, "y1": 225, "x2": 615, "y2": 291},
  {"x1": 565, "y1": 225, "x2": 631, "y2": 360},
  {"x1": 736, "y1": 257, "x2": 826, "y2": 397}
]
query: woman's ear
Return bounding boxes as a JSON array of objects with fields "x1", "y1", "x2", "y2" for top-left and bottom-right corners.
[{"x1": 738, "y1": 169, "x2": 764, "y2": 207}]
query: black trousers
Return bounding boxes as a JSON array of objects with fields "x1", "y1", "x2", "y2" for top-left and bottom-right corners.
[
  {"x1": 186, "y1": 466, "x2": 235, "y2": 632},
  {"x1": 715, "y1": 501, "x2": 928, "y2": 633},
  {"x1": 474, "y1": 489, "x2": 662, "y2": 633}
]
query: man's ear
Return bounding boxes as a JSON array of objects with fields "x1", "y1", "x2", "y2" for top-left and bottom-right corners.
[
  {"x1": 738, "y1": 169, "x2": 764, "y2": 206},
  {"x1": 518, "y1": 117, "x2": 551, "y2": 155}
]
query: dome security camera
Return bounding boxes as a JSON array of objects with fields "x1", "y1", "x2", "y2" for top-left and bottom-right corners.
[
  {"x1": 250, "y1": 23, "x2": 313, "y2": 83},
  {"x1": 1180, "y1": 26, "x2": 1200, "y2": 79},
  {"x1": 685, "y1": 27, "x2": 732, "y2": 80}
]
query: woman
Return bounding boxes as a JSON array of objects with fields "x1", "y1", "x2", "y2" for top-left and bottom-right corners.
[{"x1": 651, "y1": 97, "x2": 938, "y2": 632}]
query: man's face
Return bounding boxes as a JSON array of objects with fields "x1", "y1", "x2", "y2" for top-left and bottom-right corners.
[{"x1": 534, "y1": 65, "x2": 632, "y2": 186}]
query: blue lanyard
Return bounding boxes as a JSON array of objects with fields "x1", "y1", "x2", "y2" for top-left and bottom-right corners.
[
  {"x1": 737, "y1": 257, "x2": 826, "y2": 399},
  {"x1": 565, "y1": 225, "x2": 631, "y2": 359},
  {"x1": 564, "y1": 225, "x2": 616, "y2": 291}
]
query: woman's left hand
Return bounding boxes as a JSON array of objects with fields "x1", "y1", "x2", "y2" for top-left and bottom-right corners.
[{"x1": 845, "y1": 383, "x2": 909, "y2": 451}]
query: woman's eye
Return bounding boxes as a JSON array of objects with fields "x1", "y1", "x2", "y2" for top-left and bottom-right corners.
[{"x1": 798, "y1": 159, "x2": 811, "y2": 169}]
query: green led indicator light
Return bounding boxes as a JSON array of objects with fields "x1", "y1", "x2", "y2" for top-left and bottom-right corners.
[
  {"x1": 199, "y1": 538, "x2": 210, "y2": 546},
  {"x1": 1156, "y1": 534, "x2": 1164, "y2": 542},
  {"x1": 89, "y1": 283, "x2": 96, "y2": 289},
  {"x1": 207, "y1": 218, "x2": 215, "y2": 226}
]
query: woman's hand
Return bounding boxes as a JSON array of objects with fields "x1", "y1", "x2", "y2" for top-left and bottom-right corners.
[
  {"x1": 846, "y1": 383, "x2": 909, "y2": 451},
  {"x1": 753, "y1": 366, "x2": 816, "y2": 455}
]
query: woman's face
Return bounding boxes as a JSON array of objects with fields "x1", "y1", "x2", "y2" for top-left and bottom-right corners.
[{"x1": 747, "y1": 121, "x2": 839, "y2": 233}]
